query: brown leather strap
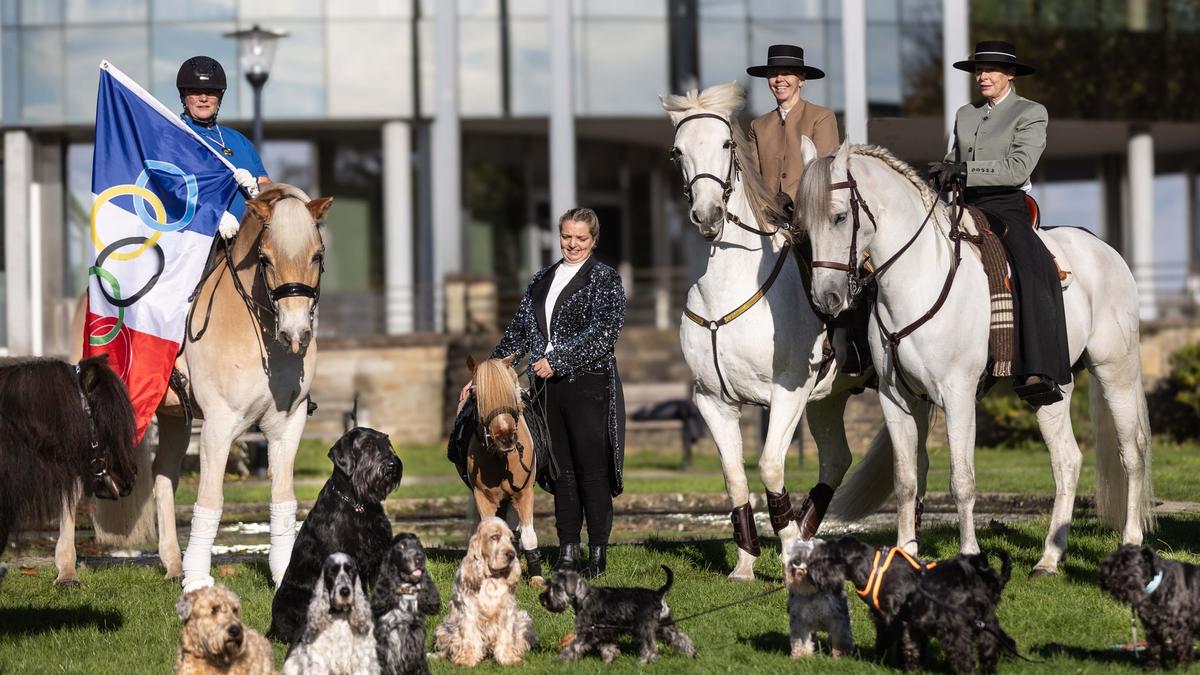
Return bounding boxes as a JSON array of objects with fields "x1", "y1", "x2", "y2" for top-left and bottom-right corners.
[
  {"x1": 765, "y1": 488, "x2": 796, "y2": 533},
  {"x1": 730, "y1": 502, "x2": 761, "y2": 557}
]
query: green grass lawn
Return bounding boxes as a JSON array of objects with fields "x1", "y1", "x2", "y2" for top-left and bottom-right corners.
[
  {"x1": 177, "y1": 439, "x2": 1200, "y2": 506},
  {"x1": 3, "y1": 516, "x2": 1198, "y2": 673}
]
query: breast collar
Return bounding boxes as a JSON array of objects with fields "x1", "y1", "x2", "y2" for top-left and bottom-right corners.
[{"x1": 855, "y1": 546, "x2": 938, "y2": 611}]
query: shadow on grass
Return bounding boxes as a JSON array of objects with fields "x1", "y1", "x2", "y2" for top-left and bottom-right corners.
[
  {"x1": 0, "y1": 607, "x2": 123, "y2": 636},
  {"x1": 1032, "y1": 641, "x2": 1144, "y2": 668}
]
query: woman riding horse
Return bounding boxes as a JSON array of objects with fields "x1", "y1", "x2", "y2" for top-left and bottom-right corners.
[{"x1": 929, "y1": 40, "x2": 1070, "y2": 406}]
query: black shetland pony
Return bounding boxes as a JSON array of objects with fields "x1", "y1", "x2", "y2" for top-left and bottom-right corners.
[{"x1": 0, "y1": 355, "x2": 138, "y2": 582}]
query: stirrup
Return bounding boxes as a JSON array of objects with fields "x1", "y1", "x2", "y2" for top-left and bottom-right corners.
[{"x1": 1013, "y1": 376, "x2": 1063, "y2": 407}]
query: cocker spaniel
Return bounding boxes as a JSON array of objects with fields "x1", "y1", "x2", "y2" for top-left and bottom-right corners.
[
  {"x1": 433, "y1": 517, "x2": 535, "y2": 666},
  {"x1": 282, "y1": 553, "x2": 380, "y2": 675}
]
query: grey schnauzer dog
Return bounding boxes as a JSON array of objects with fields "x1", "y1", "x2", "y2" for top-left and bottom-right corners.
[
  {"x1": 539, "y1": 565, "x2": 696, "y2": 664},
  {"x1": 1100, "y1": 544, "x2": 1200, "y2": 669},
  {"x1": 785, "y1": 539, "x2": 853, "y2": 659},
  {"x1": 282, "y1": 553, "x2": 380, "y2": 675}
]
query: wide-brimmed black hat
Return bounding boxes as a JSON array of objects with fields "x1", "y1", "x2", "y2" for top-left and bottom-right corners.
[
  {"x1": 953, "y1": 40, "x2": 1035, "y2": 76},
  {"x1": 746, "y1": 44, "x2": 826, "y2": 80}
]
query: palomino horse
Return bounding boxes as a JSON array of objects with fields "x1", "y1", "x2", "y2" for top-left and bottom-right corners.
[
  {"x1": 464, "y1": 355, "x2": 544, "y2": 584},
  {"x1": 54, "y1": 184, "x2": 331, "y2": 590},
  {"x1": 798, "y1": 140, "x2": 1153, "y2": 575},
  {"x1": 661, "y1": 83, "x2": 896, "y2": 580}
]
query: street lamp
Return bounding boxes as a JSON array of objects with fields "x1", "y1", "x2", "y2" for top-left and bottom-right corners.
[{"x1": 223, "y1": 24, "x2": 288, "y2": 151}]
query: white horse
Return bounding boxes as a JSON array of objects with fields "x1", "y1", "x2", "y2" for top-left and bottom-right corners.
[
  {"x1": 798, "y1": 140, "x2": 1154, "y2": 575},
  {"x1": 661, "y1": 83, "x2": 891, "y2": 580},
  {"x1": 54, "y1": 185, "x2": 331, "y2": 591}
]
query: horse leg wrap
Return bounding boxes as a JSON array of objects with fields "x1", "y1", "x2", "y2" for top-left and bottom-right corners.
[
  {"x1": 730, "y1": 503, "x2": 761, "y2": 557},
  {"x1": 269, "y1": 500, "x2": 298, "y2": 588},
  {"x1": 766, "y1": 488, "x2": 797, "y2": 533},
  {"x1": 796, "y1": 483, "x2": 835, "y2": 540},
  {"x1": 181, "y1": 505, "x2": 222, "y2": 591},
  {"x1": 523, "y1": 548, "x2": 544, "y2": 579}
]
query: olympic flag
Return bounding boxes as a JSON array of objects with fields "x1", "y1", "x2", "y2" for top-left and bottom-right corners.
[{"x1": 84, "y1": 61, "x2": 240, "y2": 442}]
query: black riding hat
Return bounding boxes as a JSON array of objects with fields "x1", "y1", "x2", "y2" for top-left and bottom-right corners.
[
  {"x1": 176, "y1": 56, "x2": 228, "y2": 95},
  {"x1": 746, "y1": 44, "x2": 826, "y2": 80},
  {"x1": 953, "y1": 40, "x2": 1035, "y2": 76}
]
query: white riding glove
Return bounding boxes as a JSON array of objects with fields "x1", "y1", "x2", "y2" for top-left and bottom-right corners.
[
  {"x1": 232, "y1": 168, "x2": 260, "y2": 198},
  {"x1": 218, "y1": 211, "x2": 241, "y2": 239}
]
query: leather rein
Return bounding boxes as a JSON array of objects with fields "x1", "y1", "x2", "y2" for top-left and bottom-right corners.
[
  {"x1": 673, "y1": 111, "x2": 792, "y2": 404},
  {"x1": 811, "y1": 169, "x2": 963, "y2": 401}
]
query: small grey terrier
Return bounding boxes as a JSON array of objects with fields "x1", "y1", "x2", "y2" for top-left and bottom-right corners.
[{"x1": 785, "y1": 539, "x2": 853, "y2": 659}]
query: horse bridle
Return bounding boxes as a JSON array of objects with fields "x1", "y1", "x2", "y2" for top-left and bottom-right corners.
[
  {"x1": 671, "y1": 113, "x2": 780, "y2": 237},
  {"x1": 477, "y1": 403, "x2": 524, "y2": 455},
  {"x1": 72, "y1": 364, "x2": 127, "y2": 498},
  {"x1": 811, "y1": 165, "x2": 963, "y2": 401}
]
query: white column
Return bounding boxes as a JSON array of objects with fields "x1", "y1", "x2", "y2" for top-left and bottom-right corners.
[
  {"x1": 432, "y1": 2, "x2": 462, "y2": 331},
  {"x1": 651, "y1": 169, "x2": 671, "y2": 330},
  {"x1": 383, "y1": 120, "x2": 414, "y2": 334},
  {"x1": 549, "y1": 1, "x2": 576, "y2": 219},
  {"x1": 841, "y1": 0, "x2": 868, "y2": 143},
  {"x1": 29, "y1": 183, "x2": 43, "y2": 355},
  {"x1": 4, "y1": 130, "x2": 33, "y2": 355},
  {"x1": 1128, "y1": 128, "x2": 1156, "y2": 320},
  {"x1": 942, "y1": 0, "x2": 971, "y2": 142}
]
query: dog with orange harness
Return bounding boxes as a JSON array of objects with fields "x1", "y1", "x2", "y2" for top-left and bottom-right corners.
[{"x1": 807, "y1": 536, "x2": 937, "y2": 669}]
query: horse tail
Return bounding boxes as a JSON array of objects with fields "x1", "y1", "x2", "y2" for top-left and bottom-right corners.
[
  {"x1": 827, "y1": 426, "x2": 895, "y2": 521},
  {"x1": 1090, "y1": 366, "x2": 1156, "y2": 534},
  {"x1": 93, "y1": 428, "x2": 157, "y2": 547}
]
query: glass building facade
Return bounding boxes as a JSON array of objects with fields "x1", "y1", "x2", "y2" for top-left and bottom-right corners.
[{"x1": 1, "y1": 0, "x2": 1198, "y2": 352}]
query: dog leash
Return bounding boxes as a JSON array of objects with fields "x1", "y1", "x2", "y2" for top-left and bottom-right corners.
[{"x1": 574, "y1": 584, "x2": 786, "y2": 634}]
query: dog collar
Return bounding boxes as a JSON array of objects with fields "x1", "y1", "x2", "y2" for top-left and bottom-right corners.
[
  {"x1": 1144, "y1": 570, "x2": 1163, "y2": 594},
  {"x1": 330, "y1": 485, "x2": 365, "y2": 513},
  {"x1": 395, "y1": 583, "x2": 418, "y2": 596},
  {"x1": 854, "y1": 546, "x2": 937, "y2": 611}
]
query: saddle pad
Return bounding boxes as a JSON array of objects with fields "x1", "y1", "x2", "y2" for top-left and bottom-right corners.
[{"x1": 964, "y1": 206, "x2": 1014, "y2": 377}]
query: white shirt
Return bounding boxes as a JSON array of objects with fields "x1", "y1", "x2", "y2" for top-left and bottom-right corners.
[{"x1": 543, "y1": 257, "x2": 587, "y2": 353}]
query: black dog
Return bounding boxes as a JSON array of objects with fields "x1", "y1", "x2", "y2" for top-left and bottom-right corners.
[
  {"x1": 372, "y1": 533, "x2": 441, "y2": 675},
  {"x1": 808, "y1": 536, "x2": 935, "y2": 669},
  {"x1": 0, "y1": 356, "x2": 137, "y2": 576},
  {"x1": 268, "y1": 427, "x2": 402, "y2": 644},
  {"x1": 539, "y1": 565, "x2": 696, "y2": 664},
  {"x1": 1100, "y1": 544, "x2": 1200, "y2": 669},
  {"x1": 909, "y1": 551, "x2": 1016, "y2": 674}
]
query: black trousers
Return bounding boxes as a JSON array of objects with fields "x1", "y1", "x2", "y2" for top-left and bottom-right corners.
[
  {"x1": 540, "y1": 371, "x2": 613, "y2": 546},
  {"x1": 967, "y1": 188, "x2": 1072, "y2": 385}
]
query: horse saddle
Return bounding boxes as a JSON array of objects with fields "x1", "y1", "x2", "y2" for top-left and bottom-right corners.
[
  {"x1": 958, "y1": 200, "x2": 1072, "y2": 290},
  {"x1": 447, "y1": 391, "x2": 557, "y2": 494}
]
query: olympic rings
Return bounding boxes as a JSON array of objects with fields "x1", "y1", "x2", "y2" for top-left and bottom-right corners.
[
  {"x1": 94, "y1": 236, "x2": 165, "y2": 308},
  {"x1": 87, "y1": 266, "x2": 124, "y2": 346},
  {"x1": 134, "y1": 160, "x2": 197, "y2": 232},
  {"x1": 90, "y1": 184, "x2": 165, "y2": 260}
]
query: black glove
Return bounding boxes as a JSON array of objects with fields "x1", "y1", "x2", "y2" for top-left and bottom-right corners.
[{"x1": 927, "y1": 161, "x2": 967, "y2": 191}]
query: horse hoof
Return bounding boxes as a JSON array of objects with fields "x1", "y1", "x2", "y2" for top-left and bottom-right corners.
[
  {"x1": 528, "y1": 576, "x2": 546, "y2": 590},
  {"x1": 53, "y1": 577, "x2": 81, "y2": 590},
  {"x1": 1028, "y1": 566, "x2": 1058, "y2": 579},
  {"x1": 727, "y1": 570, "x2": 756, "y2": 582}
]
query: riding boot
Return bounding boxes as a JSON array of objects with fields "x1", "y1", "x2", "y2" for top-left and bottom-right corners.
[
  {"x1": 795, "y1": 483, "x2": 835, "y2": 540},
  {"x1": 765, "y1": 488, "x2": 797, "y2": 534},
  {"x1": 583, "y1": 544, "x2": 607, "y2": 579},
  {"x1": 555, "y1": 543, "x2": 580, "y2": 572},
  {"x1": 730, "y1": 503, "x2": 761, "y2": 557},
  {"x1": 523, "y1": 547, "x2": 544, "y2": 579}
]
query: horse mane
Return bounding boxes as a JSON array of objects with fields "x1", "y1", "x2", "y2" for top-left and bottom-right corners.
[
  {"x1": 473, "y1": 359, "x2": 519, "y2": 415},
  {"x1": 232, "y1": 183, "x2": 320, "y2": 261},
  {"x1": 662, "y1": 82, "x2": 790, "y2": 235},
  {"x1": 797, "y1": 144, "x2": 939, "y2": 232},
  {"x1": 0, "y1": 356, "x2": 137, "y2": 524}
]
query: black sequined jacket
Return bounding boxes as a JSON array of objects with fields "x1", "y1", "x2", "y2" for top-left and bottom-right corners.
[{"x1": 492, "y1": 256, "x2": 627, "y2": 496}]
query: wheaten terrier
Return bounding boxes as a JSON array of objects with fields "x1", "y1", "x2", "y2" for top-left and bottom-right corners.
[{"x1": 175, "y1": 584, "x2": 274, "y2": 675}]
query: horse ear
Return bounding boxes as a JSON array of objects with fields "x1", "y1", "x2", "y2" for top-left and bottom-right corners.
[
  {"x1": 306, "y1": 197, "x2": 334, "y2": 223},
  {"x1": 246, "y1": 198, "x2": 273, "y2": 224},
  {"x1": 831, "y1": 139, "x2": 852, "y2": 178},
  {"x1": 466, "y1": 355, "x2": 478, "y2": 373},
  {"x1": 799, "y1": 135, "x2": 819, "y2": 169}
]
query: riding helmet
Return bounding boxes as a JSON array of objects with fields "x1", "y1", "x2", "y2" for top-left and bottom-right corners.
[{"x1": 176, "y1": 56, "x2": 227, "y2": 97}]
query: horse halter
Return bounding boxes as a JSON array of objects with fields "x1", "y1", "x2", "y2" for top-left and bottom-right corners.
[
  {"x1": 477, "y1": 403, "x2": 524, "y2": 455},
  {"x1": 72, "y1": 364, "x2": 130, "y2": 499},
  {"x1": 810, "y1": 170, "x2": 877, "y2": 299}
]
